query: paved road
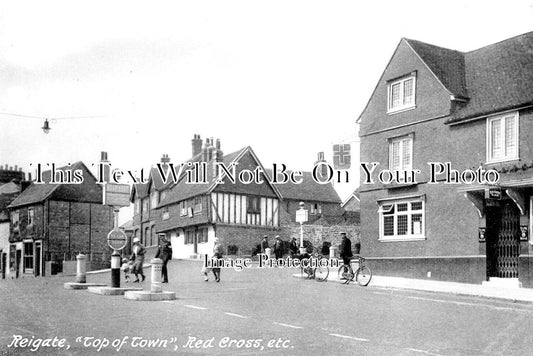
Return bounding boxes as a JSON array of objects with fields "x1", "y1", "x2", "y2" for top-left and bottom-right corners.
[{"x1": 1, "y1": 260, "x2": 533, "y2": 355}]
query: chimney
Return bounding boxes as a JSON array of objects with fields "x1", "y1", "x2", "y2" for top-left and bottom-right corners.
[
  {"x1": 100, "y1": 151, "x2": 110, "y2": 183},
  {"x1": 215, "y1": 139, "x2": 223, "y2": 162},
  {"x1": 315, "y1": 152, "x2": 328, "y2": 178},
  {"x1": 160, "y1": 153, "x2": 170, "y2": 164},
  {"x1": 192, "y1": 134, "x2": 203, "y2": 157}
]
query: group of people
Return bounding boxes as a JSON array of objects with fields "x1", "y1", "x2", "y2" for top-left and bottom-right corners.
[{"x1": 120, "y1": 232, "x2": 359, "y2": 284}]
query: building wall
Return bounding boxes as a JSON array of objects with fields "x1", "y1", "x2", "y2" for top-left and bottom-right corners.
[
  {"x1": 214, "y1": 224, "x2": 281, "y2": 256},
  {"x1": 280, "y1": 200, "x2": 344, "y2": 224}
]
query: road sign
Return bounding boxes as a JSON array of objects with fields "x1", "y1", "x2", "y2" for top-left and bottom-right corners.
[
  {"x1": 104, "y1": 183, "x2": 130, "y2": 207},
  {"x1": 296, "y1": 209, "x2": 308, "y2": 223},
  {"x1": 107, "y1": 228, "x2": 127, "y2": 250}
]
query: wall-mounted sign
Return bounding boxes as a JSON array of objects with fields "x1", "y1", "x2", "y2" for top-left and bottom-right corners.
[
  {"x1": 520, "y1": 226, "x2": 528, "y2": 241},
  {"x1": 487, "y1": 187, "x2": 502, "y2": 200}
]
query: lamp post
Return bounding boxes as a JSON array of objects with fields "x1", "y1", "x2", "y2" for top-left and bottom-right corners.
[{"x1": 295, "y1": 202, "x2": 308, "y2": 254}]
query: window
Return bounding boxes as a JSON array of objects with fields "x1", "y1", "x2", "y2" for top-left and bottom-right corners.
[
  {"x1": 194, "y1": 196, "x2": 203, "y2": 212},
  {"x1": 378, "y1": 197, "x2": 425, "y2": 241},
  {"x1": 134, "y1": 199, "x2": 140, "y2": 214},
  {"x1": 487, "y1": 112, "x2": 519, "y2": 163},
  {"x1": 142, "y1": 198, "x2": 149, "y2": 214},
  {"x1": 23, "y1": 242, "x2": 33, "y2": 272},
  {"x1": 185, "y1": 230, "x2": 195, "y2": 244},
  {"x1": 27, "y1": 208, "x2": 34, "y2": 226},
  {"x1": 247, "y1": 196, "x2": 260, "y2": 214},
  {"x1": 150, "y1": 191, "x2": 159, "y2": 209},
  {"x1": 160, "y1": 190, "x2": 167, "y2": 203},
  {"x1": 162, "y1": 206, "x2": 170, "y2": 220},
  {"x1": 387, "y1": 75, "x2": 416, "y2": 113},
  {"x1": 180, "y1": 201, "x2": 187, "y2": 216},
  {"x1": 11, "y1": 211, "x2": 19, "y2": 229},
  {"x1": 310, "y1": 203, "x2": 322, "y2": 215},
  {"x1": 198, "y1": 228, "x2": 208, "y2": 244},
  {"x1": 389, "y1": 136, "x2": 413, "y2": 172}
]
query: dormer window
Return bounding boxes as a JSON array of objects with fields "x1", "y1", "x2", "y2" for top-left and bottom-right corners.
[
  {"x1": 487, "y1": 112, "x2": 519, "y2": 163},
  {"x1": 387, "y1": 74, "x2": 416, "y2": 113}
]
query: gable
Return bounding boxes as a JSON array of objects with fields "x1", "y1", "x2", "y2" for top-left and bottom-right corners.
[
  {"x1": 51, "y1": 163, "x2": 103, "y2": 203},
  {"x1": 359, "y1": 39, "x2": 452, "y2": 136},
  {"x1": 213, "y1": 150, "x2": 278, "y2": 198}
]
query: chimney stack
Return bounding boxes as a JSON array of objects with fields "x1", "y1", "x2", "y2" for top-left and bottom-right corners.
[
  {"x1": 192, "y1": 134, "x2": 203, "y2": 157},
  {"x1": 314, "y1": 152, "x2": 328, "y2": 178},
  {"x1": 160, "y1": 154, "x2": 170, "y2": 164}
]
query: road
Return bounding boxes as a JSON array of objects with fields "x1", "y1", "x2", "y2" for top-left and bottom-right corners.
[{"x1": 1, "y1": 260, "x2": 533, "y2": 355}]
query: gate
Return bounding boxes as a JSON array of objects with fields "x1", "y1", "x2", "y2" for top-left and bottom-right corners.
[{"x1": 486, "y1": 201, "x2": 520, "y2": 278}]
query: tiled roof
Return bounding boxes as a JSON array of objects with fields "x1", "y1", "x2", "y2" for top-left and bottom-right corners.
[
  {"x1": 266, "y1": 170, "x2": 341, "y2": 204},
  {"x1": 406, "y1": 39, "x2": 467, "y2": 98},
  {"x1": 406, "y1": 32, "x2": 533, "y2": 123},
  {"x1": 8, "y1": 162, "x2": 97, "y2": 208}
]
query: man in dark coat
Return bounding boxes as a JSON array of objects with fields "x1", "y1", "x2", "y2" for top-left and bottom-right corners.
[
  {"x1": 273, "y1": 235, "x2": 283, "y2": 259},
  {"x1": 289, "y1": 237, "x2": 299, "y2": 257},
  {"x1": 155, "y1": 240, "x2": 173, "y2": 283},
  {"x1": 261, "y1": 235, "x2": 269, "y2": 254},
  {"x1": 339, "y1": 232, "x2": 353, "y2": 266}
]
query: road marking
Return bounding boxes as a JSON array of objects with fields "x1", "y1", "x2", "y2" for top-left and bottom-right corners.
[
  {"x1": 273, "y1": 322, "x2": 303, "y2": 329},
  {"x1": 224, "y1": 312, "x2": 249, "y2": 319},
  {"x1": 162, "y1": 301, "x2": 177, "y2": 304},
  {"x1": 405, "y1": 347, "x2": 443, "y2": 356},
  {"x1": 328, "y1": 333, "x2": 369, "y2": 342},
  {"x1": 184, "y1": 305, "x2": 208, "y2": 310},
  {"x1": 406, "y1": 296, "x2": 533, "y2": 313}
]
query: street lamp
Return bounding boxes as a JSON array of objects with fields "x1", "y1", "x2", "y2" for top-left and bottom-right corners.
[
  {"x1": 295, "y1": 202, "x2": 308, "y2": 254},
  {"x1": 41, "y1": 119, "x2": 51, "y2": 134}
]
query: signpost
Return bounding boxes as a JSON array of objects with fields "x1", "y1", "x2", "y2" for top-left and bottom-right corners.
[
  {"x1": 295, "y1": 202, "x2": 308, "y2": 254},
  {"x1": 103, "y1": 182, "x2": 130, "y2": 288}
]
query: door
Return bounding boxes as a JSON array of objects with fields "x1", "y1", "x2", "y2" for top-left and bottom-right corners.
[
  {"x1": 35, "y1": 242, "x2": 41, "y2": 277},
  {"x1": 486, "y1": 201, "x2": 520, "y2": 279},
  {"x1": 1, "y1": 253, "x2": 6, "y2": 279},
  {"x1": 15, "y1": 250, "x2": 21, "y2": 278},
  {"x1": 194, "y1": 228, "x2": 198, "y2": 254}
]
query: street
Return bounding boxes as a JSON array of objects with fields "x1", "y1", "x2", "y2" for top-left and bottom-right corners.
[{"x1": 2, "y1": 260, "x2": 533, "y2": 355}]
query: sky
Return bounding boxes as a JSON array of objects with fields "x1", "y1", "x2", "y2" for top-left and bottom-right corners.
[{"x1": 1, "y1": 0, "x2": 533, "y2": 210}]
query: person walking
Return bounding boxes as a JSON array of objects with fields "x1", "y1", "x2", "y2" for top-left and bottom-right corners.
[
  {"x1": 289, "y1": 237, "x2": 299, "y2": 257},
  {"x1": 339, "y1": 232, "x2": 353, "y2": 266},
  {"x1": 155, "y1": 240, "x2": 173, "y2": 283},
  {"x1": 273, "y1": 235, "x2": 283, "y2": 259},
  {"x1": 261, "y1": 235, "x2": 269, "y2": 254},
  {"x1": 130, "y1": 237, "x2": 146, "y2": 283},
  {"x1": 212, "y1": 237, "x2": 223, "y2": 282}
]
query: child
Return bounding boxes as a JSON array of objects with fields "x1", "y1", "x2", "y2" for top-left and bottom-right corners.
[{"x1": 121, "y1": 258, "x2": 133, "y2": 283}]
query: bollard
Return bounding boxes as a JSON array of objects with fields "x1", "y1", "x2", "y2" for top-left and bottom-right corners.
[
  {"x1": 151, "y1": 258, "x2": 163, "y2": 293},
  {"x1": 111, "y1": 250, "x2": 121, "y2": 288},
  {"x1": 265, "y1": 248, "x2": 272, "y2": 259},
  {"x1": 75, "y1": 254, "x2": 87, "y2": 283},
  {"x1": 329, "y1": 246, "x2": 336, "y2": 261}
]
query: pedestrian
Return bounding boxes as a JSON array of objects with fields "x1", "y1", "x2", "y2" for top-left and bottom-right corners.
[
  {"x1": 289, "y1": 237, "x2": 299, "y2": 257},
  {"x1": 274, "y1": 235, "x2": 283, "y2": 259},
  {"x1": 120, "y1": 258, "x2": 133, "y2": 283},
  {"x1": 212, "y1": 237, "x2": 223, "y2": 283},
  {"x1": 155, "y1": 240, "x2": 173, "y2": 283},
  {"x1": 130, "y1": 237, "x2": 146, "y2": 283},
  {"x1": 339, "y1": 232, "x2": 353, "y2": 266},
  {"x1": 261, "y1": 235, "x2": 269, "y2": 254}
]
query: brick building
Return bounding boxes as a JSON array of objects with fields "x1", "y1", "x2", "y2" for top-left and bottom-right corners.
[
  {"x1": 357, "y1": 32, "x2": 533, "y2": 286},
  {"x1": 7, "y1": 161, "x2": 113, "y2": 277}
]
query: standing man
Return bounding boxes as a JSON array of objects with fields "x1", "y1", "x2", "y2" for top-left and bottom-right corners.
[
  {"x1": 339, "y1": 232, "x2": 353, "y2": 266},
  {"x1": 273, "y1": 235, "x2": 283, "y2": 259},
  {"x1": 289, "y1": 237, "x2": 299, "y2": 257},
  {"x1": 155, "y1": 240, "x2": 173, "y2": 283},
  {"x1": 261, "y1": 235, "x2": 269, "y2": 254}
]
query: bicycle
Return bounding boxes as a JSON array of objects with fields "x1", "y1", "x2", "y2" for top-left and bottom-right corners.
[
  {"x1": 337, "y1": 256, "x2": 372, "y2": 286},
  {"x1": 299, "y1": 248, "x2": 329, "y2": 282}
]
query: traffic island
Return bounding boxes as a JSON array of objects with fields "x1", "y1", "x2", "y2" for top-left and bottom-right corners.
[
  {"x1": 123, "y1": 258, "x2": 177, "y2": 302},
  {"x1": 64, "y1": 254, "x2": 107, "y2": 290},
  {"x1": 87, "y1": 286, "x2": 143, "y2": 296}
]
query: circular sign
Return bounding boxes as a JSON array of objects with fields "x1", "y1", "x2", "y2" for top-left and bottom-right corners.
[{"x1": 107, "y1": 228, "x2": 127, "y2": 250}]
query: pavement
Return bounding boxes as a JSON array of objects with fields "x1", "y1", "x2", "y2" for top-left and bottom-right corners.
[{"x1": 293, "y1": 266, "x2": 533, "y2": 304}]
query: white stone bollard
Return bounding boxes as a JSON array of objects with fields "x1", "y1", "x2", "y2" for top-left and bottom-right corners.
[
  {"x1": 329, "y1": 246, "x2": 336, "y2": 260},
  {"x1": 150, "y1": 258, "x2": 163, "y2": 293},
  {"x1": 75, "y1": 254, "x2": 87, "y2": 283},
  {"x1": 265, "y1": 248, "x2": 272, "y2": 258}
]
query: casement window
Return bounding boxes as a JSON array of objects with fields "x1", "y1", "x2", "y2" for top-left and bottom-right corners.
[
  {"x1": 27, "y1": 208, "x2": 34, "y2": 226},
  {"x1": 160, "y1": 191, "x2": 167, "y2": 203},
  {"x1": 387, "y1": 74, "x2": 416, "y2": 113},
  {"x1": 198, "y1": 228, "x2": 208, "y2": 244},
  {"x1": 142, "y1": 198, "x2": 149, "y2": 214},
  {"x1": 180, "y1": 201, "x2": 187, "y2": 216},
  {"x1": 378, "y1": 197, "x2": 425, "y2": 241},
  {"x1": 194, "y1": 196, "x2": 203, "y2": 213},
  {"x1": 162, "y1": 206, "x2": 169, "y2": 220},
  {"x1": 310, "y1": 203, "x2": 322, "y2": 215},
  {"x1": 487, "y1": 112, "x2": 519, "y2": 163},
  {"x1": 185, "y1": 230, "x2": 195, "y2": 244},
  {"x1": 11, "y1": 211, "x2": 19, "y2": 229},
  {"x1": 389, "y1": 136, "x2": 413, "y2": 172},
  {"x1": 247, "y1": 196, "x2": 261, "y2": 214},
  {"x1": 134, "y1": 199, "x2": 140, "y2": 214}
]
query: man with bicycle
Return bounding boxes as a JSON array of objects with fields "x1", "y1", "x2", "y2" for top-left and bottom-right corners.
[{"x1": 339, "y1": 232, "x2": 353, "y2": 266}]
